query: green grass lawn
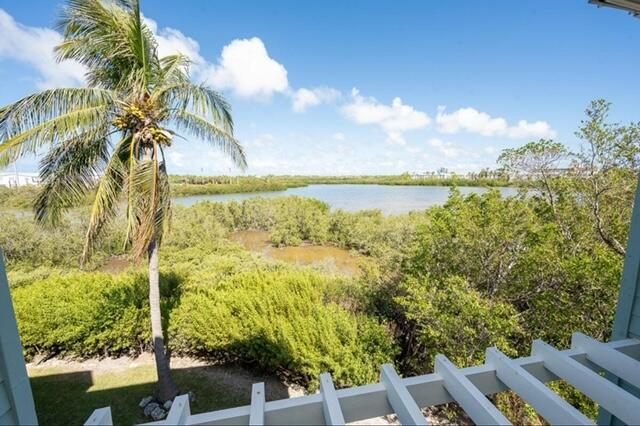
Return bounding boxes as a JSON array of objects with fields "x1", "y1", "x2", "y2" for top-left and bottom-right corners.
[{"x1": 29, "y1": 364, "x2": 250, "y2": 425}]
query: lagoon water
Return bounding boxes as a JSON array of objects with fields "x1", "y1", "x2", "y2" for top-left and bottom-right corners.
[{"x1": 173, "y1": 184, "x2": 519, "y2": 215}]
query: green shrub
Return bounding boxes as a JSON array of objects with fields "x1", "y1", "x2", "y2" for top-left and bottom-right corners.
[
  {"x1": 269, "y1": 198, "x2": 330, "y2": 246},
  {"x1": 11, "y1": 248, "x2": 396, "y2": 390},
  {"x1": 0, "y1": 212, "x2": 125, "y2": 269},
  {"x1": 7, "y1": 266, "x2": 66, "y2": 288},
  {"x1": 166, "y1": 204, "x2": 230, "y2": 249},
  {"x1": 169, "y1": 268, "x2": 396, "y2": 389},
  {"x1": 12, "y1": 272, "x2": 179, "y2": 357},
  {"x1": 396, "y1": 275, "x2": 523, "y2": 373}
]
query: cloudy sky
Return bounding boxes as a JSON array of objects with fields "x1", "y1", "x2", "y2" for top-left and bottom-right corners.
[{"x1": 1, "y1": 0, "x2": 639, "y2": 175}]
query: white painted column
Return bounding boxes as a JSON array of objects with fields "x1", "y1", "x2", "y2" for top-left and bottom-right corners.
[
  {"x1": 249, "y1": 382, "x2": 265, "y2": 426},
  {"x1": 319, "y1": 373, "x2": 345, "y2": 425},
  {"x1": 380, "y1": 364, "x2": 429, "y2": 425},
  {"x1": 485, "y1": 347, "x2": 593, "y2": 425},
  {"x1": 435, "y1": 355, "x2": 511, "y2": 426},
  {"x1": 533, "y1": 339, "x2": 640, "y2": 426}
]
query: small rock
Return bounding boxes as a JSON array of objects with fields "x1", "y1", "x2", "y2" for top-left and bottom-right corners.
[
  {"x1": 163, "y1": 400, "x2": 173, "y2": 411},
  {"x1": 139, "y1": 396, "x2": 154, "y2": 408},
  {"x1": 188, "y1": 391, "x2": 196, "y2": 403},
  {"x1": 143, "y1": 402, "x2": 159, "y2": 417},
  {"x1": 150, "y1": 406, "x2": 167, "y2": 421}
]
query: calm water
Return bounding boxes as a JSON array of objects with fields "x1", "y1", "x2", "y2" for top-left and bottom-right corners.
[{"x1": 173, "y1": 184, "x2": 519, "y2": 215}]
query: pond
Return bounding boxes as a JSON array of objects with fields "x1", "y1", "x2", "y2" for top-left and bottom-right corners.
[
  {"x1": 231, "y1": 230, "x2": 362, "y2": 276},
  {"x1": 173, "y1": 184, "x2": 519, "y2": 214},
  {"x1": 97, "y1": 231, "x2": 363, "y2": 276}
]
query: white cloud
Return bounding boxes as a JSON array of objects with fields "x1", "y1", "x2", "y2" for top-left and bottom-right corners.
[
  {"x1": 436, "y1": 106, "x2": 556, "y2": 139},
  {"x1": 207, "y1": 37, "x2": 289, "y2": 98},
  {"x1": 506, "y1": 120, "x2": 557, "y2": 139},
  {"x1": 292, "y1": 87, "x2": 341, "y2": 112},
  {"x1": 0, "y1": 9, "x2": 86, "y2": 89},
  {"x1": 155, "y1": 29, "x2": 202, "y2": 66},
  {"x1": 428, "y1": 138, "x2": 461, "y2": 158},
  {"x1": 146, "y1": 16, "x2": 289, "y2": 99},
  {"x1": 341, "y1": 88, "x2": 431, "y2": 145},
  {"x1": 0, "y1": 10, "x2": 314, "y2": 109},
  {"x1": 332, "y1": 132, "x2": 345, "y2": 141}
]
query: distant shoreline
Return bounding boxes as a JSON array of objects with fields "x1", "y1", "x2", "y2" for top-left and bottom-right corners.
[{"x1": 0, "y1": 174, "x2": 521, "y2": 209}]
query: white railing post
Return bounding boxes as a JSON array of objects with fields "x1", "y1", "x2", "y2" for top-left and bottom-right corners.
[
  {"x1": 249, "y1": 382, "x2": 265, "y2": 426},
  {"x1": 434, "y1": 355, "x2": 511, "y2": 426},
  {"x1": 84, "y1": 407, "x2": 113, "y2": 426},
  {"x1": 380, "y1": 364, "x2": 429, "y2": 425},
  {"x1": 165, "y1": 394, "x2": 190, "y2": 425},
  {"x1": 81, "y1": 337, "x2": 640, "y2": 426},
  {"x1": 532, "y1": 339, "x2": 640, "y2": 426},
  {"x1": 319, "y1": 372, "x2": 345, "y2": 425},
  {"x1": 485, "y1": 347, "x2": 593, "y2": 425},
  {"x1": 571, "y1": 332, "x2": 640, "y2": 389}
]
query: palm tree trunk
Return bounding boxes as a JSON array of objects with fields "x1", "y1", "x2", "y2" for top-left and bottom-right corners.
[{"x1": 148, "y1": 235, "x2": 178, "y2": 401}]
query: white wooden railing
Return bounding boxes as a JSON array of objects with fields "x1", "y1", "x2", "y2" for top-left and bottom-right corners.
[{"x1": 85, "y1": 333, "x2": 640, "y2": 425}]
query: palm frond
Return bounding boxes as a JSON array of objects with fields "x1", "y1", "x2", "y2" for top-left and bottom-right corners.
[
  {"x1": 131, "y1": 0, "x2": 151, "y2": 88},
  {"x1": 171, "y1": 110, "x2": 247, "y2": 169},
  {"x1": 0, "y1": 105, "x2": 113, "y2": 168},
  {"x1": 35, "y1": 127, "x2": 111, "y2": 225},
  {"x1": 0, "y1": 87, "x2": 115, "y2": 136},
  {"x1": 158, "y1": 54, "x2": 190, "y2": 86},
  {"x1": 125, "y1": 142, "x2": 170, "y2": 259},
  {"x1": 155, "y1": 83, "x2": 234, "y2": 133},
  {"x1": 56, "y1": 0, "x2": 157, "y2": 91},
  {"x1": 82, "y1": 134, "x2": 131, "y2": 263}
]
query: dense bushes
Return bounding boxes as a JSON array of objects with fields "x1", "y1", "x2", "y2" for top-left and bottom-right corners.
[
  {"x1": 169, "y1": 268, "x2": 395, "y2": 389},
  {"x1": 11, "y1": 248, "x2": 396, "y2": 390},
  {"x1": 0, "y1": 185, "x2": 41, "y2": 208},
  {"x1": 13, "y1": 272, "x2": 153, "y2": 356},
  {"x1": 170, "y1": 197, "x2": 420, "y2": 262},
  {"x1": 402, "y1": 190, "x2": 622, "y2": 349},
  {"x1": 0, "y1": 211, "x2": 125, "y2": 270},
  {"x1": 397, "y1": 275, "x2": 522, "y2": 373}
]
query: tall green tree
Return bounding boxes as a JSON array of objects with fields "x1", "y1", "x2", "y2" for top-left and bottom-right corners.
[
  {"x1": 573, "y1": 99, "x2": 640, "y2": 256},
  {"x1": 0, "y1": 0, "x2": 245, "y2": 401},
  {"x1": 498, "y1": 139, "x2": 567, "y2": 215}
]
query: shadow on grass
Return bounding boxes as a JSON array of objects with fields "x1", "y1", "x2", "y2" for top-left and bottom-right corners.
[{"x1": 29, "y1": 363, "x2": 292, "y2": 425}]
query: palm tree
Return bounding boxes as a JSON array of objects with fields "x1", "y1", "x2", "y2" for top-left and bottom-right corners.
[{"x1": 0, "y1": 0, "x2": 246, "y2": 401}]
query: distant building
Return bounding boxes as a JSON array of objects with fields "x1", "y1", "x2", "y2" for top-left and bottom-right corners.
[
  {"x1": 508, "y1": 166, "x2": 580, "y2": 181},
  {"x1": 411, "y1": 172, "x2": 432, "y2": 180},
  {"x1": 0, "y1": 173, "x2": 40, "y2": 188},
  {"x1": 411, "y1": 169, "x2": 456, "y2": 180}
]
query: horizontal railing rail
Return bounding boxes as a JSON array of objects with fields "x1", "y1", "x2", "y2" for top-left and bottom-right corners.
[{"x1": 85, "y1": 334, "x2": 640, "y2": 425}]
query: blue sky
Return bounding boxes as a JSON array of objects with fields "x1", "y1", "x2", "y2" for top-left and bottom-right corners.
[{"x1": 1, "y1": 0, "x2": 639, "y2": 175}]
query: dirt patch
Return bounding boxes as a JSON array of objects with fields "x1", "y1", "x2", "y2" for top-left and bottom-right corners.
[{"x1": 98, "y1": 255, "x2": 134, "y2": 274}]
